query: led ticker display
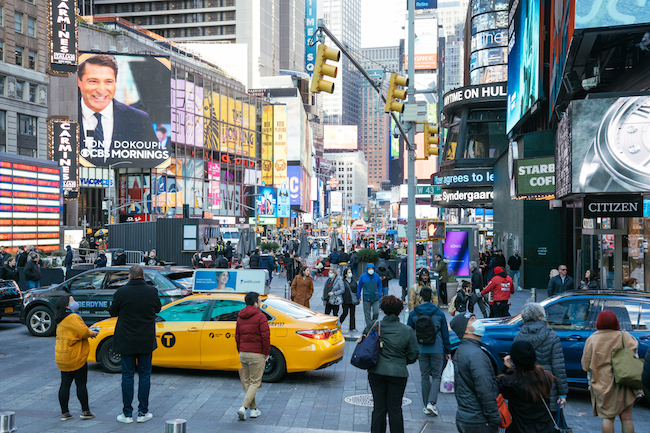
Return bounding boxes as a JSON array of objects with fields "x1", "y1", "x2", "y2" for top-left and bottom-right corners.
[{"x1": 0, "y1": 157, "x2": 61, "y2": 251}]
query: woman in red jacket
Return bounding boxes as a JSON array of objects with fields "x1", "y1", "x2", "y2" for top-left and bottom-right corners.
[
  {"x1": 235, "y1": 292, "x2": 270, "y2": 421},
  {"x1": 481, "y1": 266, "x2": 514, "y2": 317}
]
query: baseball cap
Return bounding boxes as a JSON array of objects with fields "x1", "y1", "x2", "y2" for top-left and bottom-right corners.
[
  {"x1": 450, "y1": 312, "x2": 475, "y2": 338},
  {"x1": 494, "y1": 266, "x2": 504, "y2": 274}
]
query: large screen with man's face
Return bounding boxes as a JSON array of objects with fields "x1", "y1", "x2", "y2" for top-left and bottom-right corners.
[{"x1": 77, "y1": 53, "x2": 171, "y2": 169}]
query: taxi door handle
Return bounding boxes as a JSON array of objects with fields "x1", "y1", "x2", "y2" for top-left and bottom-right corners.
[
  {"x1": 566, "y1": 335, "x2": 582, "y2": 341},
  {"x1": 188, "y1": 327, "x2": 198, "y2": 333}
]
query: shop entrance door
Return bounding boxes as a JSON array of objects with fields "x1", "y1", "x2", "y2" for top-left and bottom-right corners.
[{"x1": 580, "y1": 231, "x2": 624, "y2": 290}]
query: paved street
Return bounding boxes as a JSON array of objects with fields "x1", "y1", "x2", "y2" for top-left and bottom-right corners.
[{"x1": 1, "y1": 272, "x2": 649, "y2": 433}]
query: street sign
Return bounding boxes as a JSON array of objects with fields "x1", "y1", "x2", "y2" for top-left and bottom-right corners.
[
  {"x1": 329, "y1": 177, "x2": 339, "y2": 189},
  {"x1": 416, "y1": 185, "x2": 442, "y2": 195}
]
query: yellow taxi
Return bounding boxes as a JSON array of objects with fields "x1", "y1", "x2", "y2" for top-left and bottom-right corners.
[{"x1": 87, "y1": 292, "x2": 345, "y2": 382}]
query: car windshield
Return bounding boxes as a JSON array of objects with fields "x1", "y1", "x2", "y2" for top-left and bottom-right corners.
[
  {"x1": 263, "y1": 297, "x2": 317, "y2": 319},
  {"x1": 144, "y1": 271, "x2": 177, "y2": 290},
  {"x1": 506, "y1": 296, "x2": 556, "y2": 325}
]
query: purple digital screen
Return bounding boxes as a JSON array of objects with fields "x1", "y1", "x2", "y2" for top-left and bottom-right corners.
[{"x1": 443, "y1": 230, "x2": 470, "y2": 277}]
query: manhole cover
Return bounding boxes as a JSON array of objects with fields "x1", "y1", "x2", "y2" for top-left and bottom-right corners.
[{"x1": 344, "y1": 394, "x2": 411, "y2": 407}]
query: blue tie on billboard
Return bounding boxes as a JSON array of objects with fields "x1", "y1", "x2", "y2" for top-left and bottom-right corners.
[{"x1": 305, "y1": 0, "x2": 318, "y2": 76}]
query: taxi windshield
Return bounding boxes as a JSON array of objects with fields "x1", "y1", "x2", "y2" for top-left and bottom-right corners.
[{"x1": 263, "y1": 297, "x2": 317, "y2": 320}]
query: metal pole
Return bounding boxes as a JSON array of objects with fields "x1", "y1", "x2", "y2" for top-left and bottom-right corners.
[{"x1": 407, "y1": 0, "x2": 416, "y2": 300}]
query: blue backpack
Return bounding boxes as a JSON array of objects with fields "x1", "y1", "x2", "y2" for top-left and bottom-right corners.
[{"x1": 350, "y1": 321, "x2": 382, "y2": 369}]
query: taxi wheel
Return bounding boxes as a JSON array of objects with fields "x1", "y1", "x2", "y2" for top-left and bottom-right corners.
[
  {"x1": 98, "y1": 337, "x2": 122, "y2": 373},
  {"x1": 26, "y1": 306, "x2": 55, "y2": 337},
  {"x1": 262, "y1": 347, "x2": 286, "y2": 383}
]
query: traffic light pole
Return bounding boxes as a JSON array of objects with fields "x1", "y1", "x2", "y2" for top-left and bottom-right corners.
[{"x1": 406, "y1": 0, "x2": 417, "y2": 302}]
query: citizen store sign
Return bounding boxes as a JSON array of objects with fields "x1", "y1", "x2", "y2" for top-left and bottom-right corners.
[{"x1": 584, "y1": 195, "x2": 643, "y2": 218}]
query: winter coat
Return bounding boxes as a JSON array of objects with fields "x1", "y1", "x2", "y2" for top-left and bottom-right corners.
[
  {"x1": 322, "y1": 275, "x2": 345, "y2": 303},
  {"x1": 94, "y1": 255, "x2": 107, "y2": 268},
  {"x1": 507, "y1": 255, "x2": 521, "y2": 271},
  {"x1": 216, "y1": 255, "x2": 229, "y2": 269},
  {"x1": 16, "y1": 251, "x2": 28, "y2": 267},
  {"x1": 579, "y1": 278, "x2": 600, "y2": 289},
  {"x1": 399, "y1": 258, "x2": 407, "y2": 288},
  {"x1": 287, "y1": 258, "x2": 301, "y2": 284},
  {"x1": 328, "y1": 251, "x2": 340, "y2": 265},
  {"x1": 235, "y1": 305, "x2": 270, "y2": 356},
  {"x1": 409, "y1": 281, "x2": 438, "y2": 310},
  {"x1": 64, "y1": 249, "x2": 73, "y2": 267},
  {"x1": 113, "y1": 253, "x2": 127, "y2": 266},
  {"x1": 24, "y1": 260, "x2": 41, "y2": 281},
  {"x1": 55, "y1": 313, "x2": 95, "y2": 372},
  {"x1": 547, "y1": 275, "x2": 574, "y2": 297},
  {"x1": 362, "y1": 315, "x2": 418, "y2": 377},
  {"x1": 2, "y1": 264, "x2": 19, "y2": 283},
  {"x1": 433, "y1": 259, "x2": 449, "y2": 283},
  {"x1": 224, "y1": 244, "x2": 233, "y2": 260},
  {"x1": 259, "y1": 254, "x2": 274, "y2": 273},
  {"x1": 249, "y1": 253, "x2": 261, "y2": 269},
  {"x1": 481, "y1": 273, "x2": 514, "y2": 302},
  {"x1": 471, "y1": 268, "x2": 483, "y2": 291},
  {"x1": 338, "y1": 251, "x2": 349, "y2": 263},
  {"x1": 350, "y1": 251, "x2": 360, "y2": 268},
  {"x1": 376, "y1": 266, "x2": 391, "y2": 288},
  {"x1": 582, "y1": 330, "x2": 642, "y2": 418},
  {"x1": 356, "y1": 264, "x2": 384, "y2": 303},
  {"x1": 342, "y1": 276, "x2": 358, "y2": 305},
  {"x1": 291, "y1": 275, "x2": 314, "y2": 308},
  {"x1": 514, "y1": 320, "x2": 568, "y2": 406},
  {"x1": 109, "y1": 279, "x2": 162, "y2": 355},
  {"x1": 454, "y1": 289, "x2": 470, "y2": 313},
  {"x1": 407, "y1": 302, "x2": 451, "y2": 354},
  {"x1": 453, "y1": 338, "x2": 501, "y2": 428},
  {"x1": 498, "y1": 370, "x2": 555, "y2": 433}
]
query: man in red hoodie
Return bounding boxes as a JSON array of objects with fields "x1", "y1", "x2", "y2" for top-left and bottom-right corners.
[
  {"x1": 481, "y1": 266, "x2": 514, "y2": 317},
  {"x1": 235, "y1": 292, "x2": 270, "y2": 421}
]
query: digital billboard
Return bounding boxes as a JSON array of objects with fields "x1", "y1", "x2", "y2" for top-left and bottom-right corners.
[
  {"x1": 443, "y1": 230, "x2": 470, "y2": 277},
  {"x1": 273, "y1": 105, "x2": 288, "y2": 187},
  {"x1": 262, "y1": 106, "x2": 273, "y2": 185},
  {"x1": 193, "y1": 269, "x2": 267, "y2": 293},
  {"x1": 574, "y1": 0, "x2": 650, "y2": 28},
  {"x1": 256, "y1": 187, "x2": 277, "y2": 217},
  {"x1": 277, "y1": 188, "x2": 290, "y2": 218},
  {"x1": 287, "y1": 165, "x2": 310, "y2": 211},
  {"x1": 171, "y1": 78, "x2": 204, "y2": 148},
  {"x1": 404, "y1": 17, "x2": 438, "y2": 70},
  {"x1": 549, "y1": 0, "x2": 575, "y2": 118},
  {"x1": 330, "y1": 191, "x2": 343, "y2": 213},
  {"x1": 324, "y1": 125, "x2": 358, "y2": 150},
  {"x1": 203, "y1": 91, "x2": 256, "y2": 158},
  {"x1": 506, "y1": 0, "x2": 541, "y2": 133},
  {"x1": 78, "y1": 53, "x2": 171, "y2": 169}
]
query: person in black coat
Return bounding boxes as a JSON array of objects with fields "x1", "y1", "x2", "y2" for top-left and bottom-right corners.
[
  {"x1": 2, "y1": 257, "x2": 19, "y2": 283},
  {"x1": 94, "y1": 251, "x2": 107, "y2": 268},
  {"x1": 0, "y1": 246, "x2": 10, "y2": 265},
  {"x1": 64, "y1": 246, "x2": 74, "y2": 273},
  {"x1": 398, "y1": 257, "x2": 407, "y2": 301},
  {"x1": 547, "y1": 265, "x2": 574, "y2": 297},
  {"x1": 286, "y1": 253, "x2": 302, "y2": 285},
  {"x1": 24, "y1": 252, "x2": 42, "y2": 289},
  {"x1": 16, "y1": 246, "x2": 28, "y2": 268},
  {"x1": 249, "y1": 250, "x2": 261, "y2": 269},
  {"x1": 109, "y1": 265, "x2": 161, "y2": 423},
  {"x1": 215, "y1": 254, "x2": 229, "y2": 269}
]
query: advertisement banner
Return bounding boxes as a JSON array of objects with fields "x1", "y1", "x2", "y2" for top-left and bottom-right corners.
[
  {"x1": 49, "y1": 120, "x2": 79, "y2": 193},
  {"x1": 433, "y1": 168, "x2": 494, "y2": 187},
  {"x1": 203, "y1": 91, "x2": 256, "y2": 158},
  {"x1": 78, "y1": 53, "x2": 171, "y2": 168},
  {"x1": 390, "y1": 117, "x2": 399, "y2": 159},
  {"x1": 208, "y1": 162, "x2": 221, "y2": 206},
  {"x1": 262, "y1": 106, "x2": 273, "y2": 185},
  {"x1": 256, "y1": 187, "x2": 277, "y2": 217},
  {"x1": 48, "y1": 0, "x2": 78, "y2": 74},
  {"x1": 171, "y1": 79, "x2": 204, "y2": 147},
  {"x1": 273, "y1": 105, "x2": 288, "y2": 187},
  {"x1": 433, "y1": 188, "x2": 494, "y2": 206},
  {"x1": 193, "y1": 269, "x2": 268, "y2": 293},
  {"x1": 351, "y1": 204, "x2": 361, "y2": 220},
  {"x1": 331, "y1": 191, "x2": 343, "y2": 213},
  {"x1": 324, "y1": 125, "x2": 358, "y2": 150},
  {"x1": 277, "y1": 188, "x2": 290, "y2": 218},
  {"x1": 506, "y1": 0, "x2": 541, "y2": 133},
  {"x1": 549, "y1": 0, "x2": 575, "y2": 117},
  {"x1": 515, "y1": 157, "x2": 556, "y2": 196},
  {"x1": 443, "y1": 230, "x2": 471, "y2": 277},
  {"x1": 288, "y1": 165, "x2": 301, "y2": 206},
  {"x1": 574, "y1": 0, "x2": 650, "y2": 29},
  {"x1": 305, "y1": 0, "x2": 318, "y2": 75},
  {"x1": 404, "y1": 17, "x2": 438, "y2": 70}
]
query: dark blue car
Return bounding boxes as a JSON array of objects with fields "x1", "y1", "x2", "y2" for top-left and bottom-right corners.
[{"x1": 449, "y1": 290, "x2": 650, "y2": 388}]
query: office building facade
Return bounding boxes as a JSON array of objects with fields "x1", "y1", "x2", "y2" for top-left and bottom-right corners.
[{"x1": 324, "y1": 150, "x2": 368, "y2": 209}]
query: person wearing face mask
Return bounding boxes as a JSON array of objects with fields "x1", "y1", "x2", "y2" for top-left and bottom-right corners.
[
  {"x1": 54, "y1": 295, "x2": 99, "y2": 421},
  {"x1": 621, "y1": 277, "x2": 639, "y2": 291},
  {"x1": 450, "y1": 313, "x2": 501, "y2": 433},
  {"x1": 340, "y1": 267, "x2": 359, "y2": 332},
  {"x1": 357, "y1": 263, "x2": 385, "y2": 327}
]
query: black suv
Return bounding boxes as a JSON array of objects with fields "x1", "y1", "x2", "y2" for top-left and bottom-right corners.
[
  {"x1": 20, "y1": 267, "x2": 191, "y2": 336},
  {"x1": 0, "y1": 280, "x2": 22, "y2": 320}
]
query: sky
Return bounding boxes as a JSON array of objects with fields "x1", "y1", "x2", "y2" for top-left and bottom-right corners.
[{"x1": 360, "y1": 0, "x2": 405, "y2": 48}]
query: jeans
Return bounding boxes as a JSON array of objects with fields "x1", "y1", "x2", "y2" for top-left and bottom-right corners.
[
  {"x1": 492, "y1": 300, "x2": 510, "y2": 317},
  {"x1": 239, "y1": 352, "x2": 265, "y2": 409},
  {"x1": 339, "y1": 304, "x2": 356, "y2": 330},
  {"x1": 324, "y1": 303, "x2": 340, "y2": 316},
  {"x1": 418, "y1": 353, "x2": 445, "y2": 406},
  {"x1": 456, "y1": 420, "x2": 498, "y2": 433},
  {"x1": 511, "y1": 270, "x2": 520, "y2": 289},
  {"x1": 363, "y1": 300, "x2": 379, "y2": 327},
  {"x1": 368, "y1": 372, "x2": 408, "y2": 433},
  {"x1": 121, "y1": 353, "x2": 153, "y2": 417},
  {"x1": 59, "y1": 363, "x2": 89, "y2": 413},
  {"x1": 26, "y1": 280, "x2": 39, "y2": 289},
  {"x1": 438, "y1": 282, "x2": 447, "y2": 305},
  {"x1": 401, "y1": 285, "x2": 408, "y2": 301}
]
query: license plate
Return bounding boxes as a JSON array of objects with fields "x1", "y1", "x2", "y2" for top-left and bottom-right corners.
[
  {"x1": 4, "y1": 307, "x2": 13, "y2": 313},
  {"x1": 330, "y1": 330, "x2": 342, "y2": 343}
]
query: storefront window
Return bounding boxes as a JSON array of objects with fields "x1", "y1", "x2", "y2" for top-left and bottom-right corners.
[
  {"x1": 463, "y1": 118, "x2": 507, "y2": 159},
  {"x1": 624, "y1": 218, "x2": 645, "y2": 289}
]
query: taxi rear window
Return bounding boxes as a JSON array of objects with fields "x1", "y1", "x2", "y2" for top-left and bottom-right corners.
[{"x1": 263, "y1": 297, "x2": 316, "y2": 319}]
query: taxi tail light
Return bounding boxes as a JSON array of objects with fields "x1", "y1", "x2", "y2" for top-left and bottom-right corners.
[{"x1": 296, "y1": 327, "x2": 339, "y2": 340}]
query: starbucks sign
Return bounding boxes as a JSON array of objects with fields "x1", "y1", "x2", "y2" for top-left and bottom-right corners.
[{"x1": 515, "y1": 156, "x2": 555, "y2": 197}]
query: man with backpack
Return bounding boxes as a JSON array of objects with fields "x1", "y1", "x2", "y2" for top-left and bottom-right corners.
[{"x1": 406, "y1": 287, "x2": 451, "y2": 417}]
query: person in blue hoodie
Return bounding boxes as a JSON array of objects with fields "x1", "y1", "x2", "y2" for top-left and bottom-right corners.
[
  {"x1": 357, "y1": 263, "x2": 385, "y2": 327},
  {"x1": 407, "y1": 287, "x2": 451, "y2": 417}
]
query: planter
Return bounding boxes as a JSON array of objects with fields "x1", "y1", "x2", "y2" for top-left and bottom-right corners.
[{"x1": 445, "y1": 282, "x2": 459, "y2": 297}]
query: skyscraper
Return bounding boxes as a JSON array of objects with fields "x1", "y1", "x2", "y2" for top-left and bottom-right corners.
[
  {"x1": 320, "y1": 0, "x2": 361, "y2": 126},
  {"x1": 280, "y1": 0, "x2": 305, "y2": 71}
]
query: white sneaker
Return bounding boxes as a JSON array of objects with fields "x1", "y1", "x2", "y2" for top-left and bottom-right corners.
[
  {"x1": 426, "y1": 403, "x2": 438, "y2": 416},
  {"x1": 249, "y1": 409, "x2": 261, "y2": 418},
  {"x1": 137, "y1": 412, "x2": 153, "y2": 423},
  {"x1": 237, "y1": 406, "x2": 248, "y2": 421},
  {"x1": 117, "y1": 414, "x2": 133, "y2": 423},
  {"x1": 422, "y1": 406, "x2": 432, "y2": 415}
]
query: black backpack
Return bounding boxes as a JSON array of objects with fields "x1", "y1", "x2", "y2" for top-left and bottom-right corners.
[{"x1": 415, "y1": 309, "x2": 439, "y2": 345}]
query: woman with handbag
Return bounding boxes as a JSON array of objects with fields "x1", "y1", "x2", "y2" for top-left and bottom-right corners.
[
  {"x1": 322, "y1": 268, "x2": 344, "y2": 316},
  {"x1": 498, "y1": 341, "x2": 556, "y2": 433},
  {"x1": 340, "y1": 267, "x2": 359, "y2": 332},
  {"x1": 581, "y1": 310, "x2": 640, "y2": 433},
  {"x1": 363, "y1": 295, "x2": 418, "y2": 433}
]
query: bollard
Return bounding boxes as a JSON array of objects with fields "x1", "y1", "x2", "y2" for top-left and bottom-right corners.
[
  {"x1": 531, "y1": 287, "x2": 537, "y2": 302},
  {"x1": 165, "y1": 419, "x2": 187, "y2": 433},
  {"x1": 0, "y1": 411, "x2": 17, "y2": 433}
]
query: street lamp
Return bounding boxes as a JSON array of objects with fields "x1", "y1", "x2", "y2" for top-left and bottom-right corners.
[{"x1": 107, "y1": 161, "x2": 132, "y2": 225}]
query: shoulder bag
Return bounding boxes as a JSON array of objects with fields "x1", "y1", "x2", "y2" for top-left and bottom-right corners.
[
  {"x1": 350, "y1": 320, "x2": 381, "y2": 369},
  {"x1": 611, "y1": 330, "x2": 644, "y2": 389},
  {"x1": 542, "y1": 398, "x2": 572, "y2": 433},
  {"x1": 496, "y1": 393, "x2": 512, "y2": 429}
]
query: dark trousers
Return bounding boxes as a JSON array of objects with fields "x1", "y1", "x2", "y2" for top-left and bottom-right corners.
[
  {"x1": 469, "y1": 293, "x2": 488, "y2": 318},
  {"x1": 368, "y1": 372, "x2": 408, "y2": 433},
  {"x1": 121, "y1": 353, "x2": 153, "y2": 417},
  {"x1": 492, "y1": 300, "x2": 510, "y2": 317},
  {"x1": 59, "y1": 363, "x2": 89, "y2": 413},
  {"x1": 439, "y1": 282, "x2": 448, "y2": 304},
  {"x1": 456, "y1": 420, "x2": 498, "y2": 433},
  {"x1": 400, "y1": 285, "x2": 407, "y2": 301},
  {"x1": 339, "y1": 304, "x2": 356, "y2": 330},
  {"x1": 324, "y1": 303, "x2": 340, "y2": 316}
]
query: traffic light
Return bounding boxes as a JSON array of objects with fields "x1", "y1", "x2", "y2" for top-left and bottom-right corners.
[
  {"x1": 110, "y1": 216, "x2": 115, "y2": 224},
  {"x1": 310, "y1": 44, "x2": 340, "y2": 94},
  {"x1": 426, "y1": 221, "x2": 446, "y2": 240},
  {"x1": 384, "y1": 73, "x2": 409, "y2": 113},
  {"x1": 424, "y1": 123, "x2": 440, "y2": 158}
]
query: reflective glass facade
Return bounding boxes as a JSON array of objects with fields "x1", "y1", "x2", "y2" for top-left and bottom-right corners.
[{"x1": 469, "y1": 0, "x2": 508, "y2": 85}]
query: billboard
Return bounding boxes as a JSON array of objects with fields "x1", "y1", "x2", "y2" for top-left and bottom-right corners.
[
  {"x1": 49, "y1": 120, "x2": 79, "y2": 194},
  {"x1": 193, "y1": 269, "x2": 268, "y2": 293},
  {"x1": 305, "y1": 0, "x2": 318, "y2": 75},
  {"x1": 48, "y1": 0, "x2": 77, "y2": 74},
  {"x1": 203, "y1": 91, "x2": 256, "y2": 158},
  {"x1": 404, "y1": 17, "x2": 438, "y2": 70},
  {"x1": 273, "y1": 105, "x2": 288, "y2": 187},
  {"x1": 256, "y1": 187, "x2": 277, "y2": 217},
  {"x1": 277, "y1": 188, "x2": 290, "y2": 218},
  {"x1": 331, "y1": 191, "x2": 343, "y2": 213},
  {"x1": 324, "y1": 125, "x2": 358, "y2": 150},
  {"x1": 261, "y1": 106, "x2": 273, "y2": 185},
  {"x1": 208, "y1": 162, "x2": 221, "y2": 206},
  {"x1": 574, "y1": 0, "x2": 650, "y2": 28},
  {"x1": 506, "y1": 0, "x2": 541, "y2": 133},
  {"x1": 515, "y1": 156, "x2": 556, "y2": 196},
  {"x1": 78, "y1": 53, "x2": 171, "y2": 169},
  {"x1": 556, "y1": 96, "x2": 650, "y2": 197},
  {"x1": 171, "y1": 78, "x2": 204, "y2": 147},
  {"x1": 390, "y1": 117, "x2": 399, "y2": 159},
  {"x1": 443, "y1": 230, "x2": 471, "y2": 277},
  {"x1": 549, "y1": 0, "x2": 575, "y2": 117}
]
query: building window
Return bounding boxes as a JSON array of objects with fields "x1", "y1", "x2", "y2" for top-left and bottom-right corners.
[
  {"x1": 28, "y1": 50, "x2": 36, "y2": 70},
  {"x1": 0, "y1": 41, "x2": 3, "y2": 61},
  {"x1": 18, "y1": 147, "x2": 34, "y2": 157},
  {"x1": 28, "y1": 84, "x2": 36, "y2": 102},
  {"x1": 15, "y1": 46, "x2": 23, "y2": 67},
  {"x1": 0, "y1": 6, "x2": 4, "y2": 27},
  {"x1": 27, "y1": 16, "x2": 35, "y2": 37},
  {"x1": 18, "y1": 114, "x2": 36, "y2": 135},
  {"x1": 0, "y1": 76, "x2": 4, "y2": 96},
  {"x1": 14, "y1": 12, "x2": 23, "y2": 33},
  {"x1": 0, "y1": 111, "x2": 5, "y2": 132},
  {"x1": 16, "y1": 80, "x2": 24, "y2": 99}
]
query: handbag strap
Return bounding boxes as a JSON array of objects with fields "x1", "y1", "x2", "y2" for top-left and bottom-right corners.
[
  {"x1": 621, "y1": 330, "x2": 627, "y2": 349},
  {"x1": 541, "y1": 398, "x2": 561, "y2": 431}
]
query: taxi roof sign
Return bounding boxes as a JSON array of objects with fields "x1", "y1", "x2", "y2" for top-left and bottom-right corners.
[{"x1": 192, "y1": 269, "x2": 270, "y2": 294}]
